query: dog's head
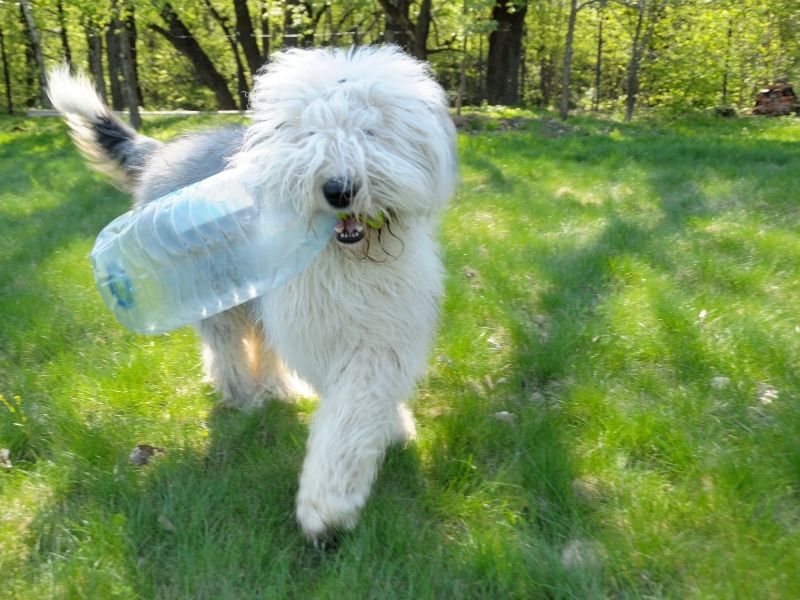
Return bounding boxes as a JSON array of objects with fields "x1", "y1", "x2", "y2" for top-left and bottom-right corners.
[{"x1": 233, "y1": 46, "x2": 457, "y2": 250}]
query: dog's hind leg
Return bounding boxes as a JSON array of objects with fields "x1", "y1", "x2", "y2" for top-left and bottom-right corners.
[
  {"x1": 251, "y1": 333, "x2": 308, "y2": 401},
  {"x1": 198, "y1": 300, "x2": 299, "y2": 409},
  {"x1": 197, "y1": 302, "x2": 265, "y2": 410}
]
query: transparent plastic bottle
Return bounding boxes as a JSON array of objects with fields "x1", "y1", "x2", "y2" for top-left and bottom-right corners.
[{"x1": 90, "y1": 168, "x2": 336, "y2": 334}]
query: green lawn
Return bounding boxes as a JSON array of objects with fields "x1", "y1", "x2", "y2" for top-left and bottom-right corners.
[{"x1": 1, "y1": 112, "x2": 799, "y2": 598}]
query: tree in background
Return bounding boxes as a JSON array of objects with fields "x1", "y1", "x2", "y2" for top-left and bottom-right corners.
[
  {"x1": 0, "y1": 25, "x2": 11, "y2": 113},
  {"x1": 18, "y1": 0, "x2": 50, "y2": 108},
  {"x1": 526, "y1": 0, "x2": 563, "y2": 107},
  {"x1": 111, "y1": 0, "x2": 140, "y2": 128},
  {"x1": 378, "y1": 0, "x2": 432, "y2": 60},
  {"x1": 204, "y1": 0, "x2": 250, "y2": 107},
  {"x1": 148, "y1": 2, "x2": 238, "y2": 110},
  {"x1": 83, "y1": 11, "x2": 107, "y2": 103},
  {"x1": 0, "y1": 0, "x2": 798, "y2": 117},
  {"x1": 623, "y1": 0, "x2": 663, "y2": 121},
  {"x1": 486, "y1": 0, "x2": 527, "y2": 105},
  {"x1": 592, "y1": 0, "x2": 607, "y2": 111},
  {"x1": 55, "y1": 0, "x2": 72, "y2": 67},
  {"x1": 233, "y1": 0, "x2": 262, "y2": 75},
  {"x1": 454, "y1": 0, "x2": 496, "y2": 112},
  {"x1": 559, "y1": 0, "x2": 599, "y2": 120}
]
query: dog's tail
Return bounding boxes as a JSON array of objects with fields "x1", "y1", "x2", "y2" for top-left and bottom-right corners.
[{"x1": 47, "y1": 65, "x2": 162, "y2": 189}]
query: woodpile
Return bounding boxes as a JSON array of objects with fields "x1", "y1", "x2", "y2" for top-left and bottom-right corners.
[{"x1": 753, "y1": 81, "x2": 799, "y2": 116}]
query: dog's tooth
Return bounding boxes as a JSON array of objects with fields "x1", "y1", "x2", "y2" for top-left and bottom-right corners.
[{"x1": 355, "y1": 223, "x2": 364, "y2": 233}]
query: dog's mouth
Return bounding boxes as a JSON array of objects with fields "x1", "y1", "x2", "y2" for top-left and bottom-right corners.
[
  {"x1": 334, "y1": 214, "x2": 366, "y2": 244},
  {"x1": 334, "y1": 212, "x2": 386, "y2": 244}
]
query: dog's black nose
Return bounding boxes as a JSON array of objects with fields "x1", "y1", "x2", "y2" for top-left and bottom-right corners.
[{"x1": 323, "y1": 178, "x2": 356, "y2": 209}]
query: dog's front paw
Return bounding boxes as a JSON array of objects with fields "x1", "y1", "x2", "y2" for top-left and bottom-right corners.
[
  {"x1": 295, "y1": 459, "x2": 373, "y2": 544},
  {"x1": 296, "y1": 490, "x2": 365, "y2": 546}
]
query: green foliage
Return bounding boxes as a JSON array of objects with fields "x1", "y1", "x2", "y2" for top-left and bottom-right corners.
[
  {"x1": 643, "y1": 0, "x2": 800, "y2": 111},
  {"x1": 0, "y1": 1, "x2": 799, "y2": 115}
]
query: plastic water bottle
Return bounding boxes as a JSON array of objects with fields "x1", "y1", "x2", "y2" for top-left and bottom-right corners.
[{"x1": 90, "y1": 168, "x2": 336, "y2": 334}]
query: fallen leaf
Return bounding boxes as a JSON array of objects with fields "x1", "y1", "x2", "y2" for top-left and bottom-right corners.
[
  {"x1": 462, "y1": 266, "x2": 478, "y2": 279},
  {"x1": 129, "y1": 444, "x2": 166, "y2": 467}
]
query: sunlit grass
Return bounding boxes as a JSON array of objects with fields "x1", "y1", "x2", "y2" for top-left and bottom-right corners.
[{"x1": 1, "y1": 113, "x2": 799, "y2": 598}]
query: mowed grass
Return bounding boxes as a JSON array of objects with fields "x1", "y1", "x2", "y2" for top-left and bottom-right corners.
[{"x1": 1, "y1": 111, "x2": 799, "y2": 598}]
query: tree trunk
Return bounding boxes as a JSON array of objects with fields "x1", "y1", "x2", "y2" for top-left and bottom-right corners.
[
  {"x1": 282, "y1": 2, "x2": 322, "y2": 48},
  {"x1": 378, "y1": 0, "x2": 431, "y2": 59},
  {"x1": 519, "y1": 25, "x2": 528, "y2": 102},
  {"x1": 625, "y1": 0, "x2": 659, "y2": 122},
  {"x1": 592, "y1": 1, "x2": 605, "y2": 111},
  {"x1": 486, "y1": 0, "x2": 528, "y2": 106},
  {"x1": 19, "y1": 6, "x2": 36, "y2": 108},
  {"x1": 112, "y1": 0, "x2": 141, "y2": 129},
  {"x1": 260, "y1": 1, "x2": 270, "y2": 62},
  {"x1": 721, "y1": 19, "x2": 733, "y2": 106},
  {"x1": 150, "y1": 2, "x2": 237, "y2": 110},
  {"x1": 534, "y1": 44, "x2": 554, "y2": 107},
  {"x1": 283, "y1": 0, "x2": 303, "y2": 48},
  {"x1": 413, "y1": 0, "x2": 432, "y2": 60},
  {"x1": 233, "y1": 0, "x2": 263, "y2": 76},
  {"x1": 0, "y1": 27, "x2": 12, "y2": 114},
  {"x1": 19, "y1": 0, "x2": 51, "y2": 108},
  {"x1": 126, "y1": 12, "x2": 143, "y2": 106},
  {"x1": 56, "y1": 0, "x2": 73, "y2": 66},
  {"x1": 305, "y1": 3, "x2": 329, "y2": 48},
  {"x1": 106, "y1": 20, "x2": 125, "y2": 110},
  {"x1": 380, "y1": 0, "x2": 414, "y2": 55},
  {"x1": 205, "y1": 0, "x2": 249, "y2": 108},
  {"x1": 455, "y1": 1, "x2": 468, "y2": 115},
  {"x1": 85, "y1": 23, "x2": 107, "y2": 102},
  {"x1": 478, "y1": 34, "x2": 485, "y2": 103},
  {"x1": 559, "y1": 0, "x2": 579, "y2": 120},
  {"x1": 624, "y1": 2, "x2": 645, "y2": 121},
  {"x1": 382, "y1": 0, "x2": 410, "y2": 47}
]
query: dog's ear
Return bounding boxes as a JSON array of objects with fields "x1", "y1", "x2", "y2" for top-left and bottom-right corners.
[
  {"x1": 373, "y1": 48, "x2": 459, "y2": 211},
  {"x1": 424, "y1": 102, "x2": 459, "y2": 209}
]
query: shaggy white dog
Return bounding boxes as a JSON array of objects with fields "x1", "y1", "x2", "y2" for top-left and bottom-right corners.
[{"x1": 48, "y1": 46, "x2": 457, "y2": 543}]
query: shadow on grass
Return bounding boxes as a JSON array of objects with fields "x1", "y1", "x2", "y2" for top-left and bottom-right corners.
[
  {"x1": 17, "y1": 399, "x2": 307, "y2": 597},
  {"x1": 0, "y1": 120, "x2": 128, "y2": 285},
  {"x1": 459, "y1": 151, "x2": 515, "y2": 193},
  {"x1": 450, "y1": 117, "x2": 800, "y2": 595},
  {"x1": 5, "y1": 114, "x2": 800, "y2": 597}
]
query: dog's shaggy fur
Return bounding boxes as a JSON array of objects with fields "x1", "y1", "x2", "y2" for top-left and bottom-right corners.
[{"x1": 48, "y1": 46, "x2": 457, "y2": 542}]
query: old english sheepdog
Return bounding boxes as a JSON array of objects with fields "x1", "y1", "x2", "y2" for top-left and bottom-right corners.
[{"x1": 48, "y1": 46, "x2": 458, "y2": 542}]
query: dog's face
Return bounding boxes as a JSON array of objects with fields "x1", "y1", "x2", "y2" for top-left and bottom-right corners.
[{"x1": 233, "y1": 46, "x2": 457, "y2": 247}]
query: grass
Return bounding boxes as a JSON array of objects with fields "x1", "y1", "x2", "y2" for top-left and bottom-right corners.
[{"x1": 1, "y1": 111, "x2": 799, "y2": 598}]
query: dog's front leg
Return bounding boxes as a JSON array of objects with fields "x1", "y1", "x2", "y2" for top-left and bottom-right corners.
[{"x1": 296, "y1": 349, "x2": 417, "y2": 543}]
